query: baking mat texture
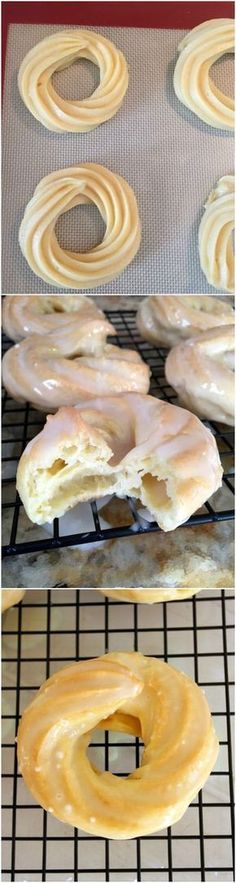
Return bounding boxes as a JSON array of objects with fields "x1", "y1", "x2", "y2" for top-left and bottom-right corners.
[{"x1": 2, "y1": 23, "x2": 234, "y2": 295}]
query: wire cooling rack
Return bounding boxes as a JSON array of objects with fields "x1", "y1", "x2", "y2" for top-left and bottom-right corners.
[
  {"x1": 2, "y1": 311, "x2": 235, "y2": 559},
  {"x1": 1, "y1": 588, "x2": 234, "y2": 882}
]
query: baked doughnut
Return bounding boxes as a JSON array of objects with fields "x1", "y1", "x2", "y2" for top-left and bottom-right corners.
[
  {"x1": 16, "y1": 393, "x2": 223, "y2": 528},
  {"x1": 199, "y1": 175, "x2": 234, "y2": 293},
  {"x1": 18, "y1": 30, "x2": 128, "y2": 133},
  {"x1": 100, "y1": 589, "x2": 201, "y2": 603},
  {"x1": 173, "y1": 19, "x2": 234, "y2": 130},
  {"x1": 1, "y1": 590, "x2": 25, "y2": 612},
  {"x1": 2, "y1": 295, "x2": 115, "y2": 345},
  {"x1": 136, "y1": 295, "x2": 234, "y2": 348},
  {"x1": 2, "y1": 331, "x2": 150, "y2": 411},
  {"x1": 18, "y1": 164, "x2": 141, "y2": 289},
  {"x1": 165, "y1": 325, "x2": 235, "y2": 425},
  {"x1": 17, "y1": 651, "x2": 219, "y2": 839}
]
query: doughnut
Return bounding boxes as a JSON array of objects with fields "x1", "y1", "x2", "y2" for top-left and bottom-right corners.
[
  {"x1": 100, "y1": 589, "x2": 201, "y2": 603},
  {"x1": 199, "y1": 175, "x2": 235, "y2": 293},
  {"x1": 2, "y1": 330, "x2": 150, "y2": 411},
  {"x1": 17, "y1": 651, "x2": 219, "y2": 839},
  {"x1": 173, "y1": 18, "x2": 234, "y2": 130},
  {"x1": 18, "y1": 164, "x2": 141, "y2": 289},
  {"x1": 16, "y1": 393, "x2": 223, "y2": 528},
  {"x1": 165, "y1": 325, "x2": 235, "y2": 425},
  {"x1": 136, "y1": 295, "x2": 234, "y2": 348},
  {"x1": 1, "y1": 590, "x2": 25, "y2": 613},
  {"x1": 18, "y1": 29, "x2": 129, "y2": 133},
  {"x1": 2, "y1": 295, "x2": 115, "y2": 345}
]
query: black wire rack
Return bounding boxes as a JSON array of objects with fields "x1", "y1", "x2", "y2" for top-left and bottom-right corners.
[
  {"x1": 2, "y1": 310, "x2": 235, "y2": 559},
  {"x1": 1, "y1": 588, "x2": 235, "y2": 882}
]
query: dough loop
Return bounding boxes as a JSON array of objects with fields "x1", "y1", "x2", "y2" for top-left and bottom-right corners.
[
  {"x1": 199, "y1": 175, "x2": 234, "y2": 293},
  {"x1": 2, "y1": 295, "x2": 114, "y2": 344},
  {"x1": 165, "y1": 325, "x2": 235, "y2": 426},
  {"x1": 136, "y1": 295, "x2": 234, "y2": 348},
  {"x1": 174, "y1": 18, "x2": 234, "y2": 130}
]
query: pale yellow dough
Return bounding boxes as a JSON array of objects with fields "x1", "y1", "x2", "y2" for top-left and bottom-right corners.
[
  {"x1": 199, "y1": 175, "x2": 235, "y2": 293},
  {"x1": 174, "y1": 18, "x2": 234, "y2": 130},
  {"x1": 101, "y1": 589, "x2": 201, "y2": 603},
  {"x1": 17, "y1": 652, "x2": 219, "y2": 839},
  {"x1": 2, "y1": 295, "x2": 114, "y2": 343},
  {"x1": 16, "y1": 393, "x2": 223, "y2": 530},
  {"x1": 18, "y1": 164, "x2": 141, "y2": 289},
  {"x1": 18, "y1": 29, "x2": 129, "y2": 133},
  {"x1": 1, "y1": 590, "x2": 25, "y2": 613},
  {"x1": 165, "y1": 325, "x2": 235, "y2": 426}
]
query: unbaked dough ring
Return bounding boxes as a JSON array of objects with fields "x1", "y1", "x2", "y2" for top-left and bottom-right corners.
[
  {"x1": 101, "y1": 589, "x2": 201, "y2": 603},
  {"x1": 174, "y1": 18, "x2": 234, "y2": 130},
  {"x1": 199, "y1": 175, "x2": 235, "y2": 292},
  {"x1": 17, "y1": 651, "x2": 219, "y2": 839},
  {"x1": 2, "y1": 295, "x2": 114, "y2": 344},
  {"x1": 1, "y1": 590, "x2": 25, "y2": 613},
  {"x1": 18, "y1": 29, "x2": 129, "y2": 133},
  {"x1": 18, "y1": 164, "x2": 141, "y2": 289}
]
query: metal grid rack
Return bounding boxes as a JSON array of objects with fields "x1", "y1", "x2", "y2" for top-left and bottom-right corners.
[
  {"x1": 2, "y1": 589, "x2": 234, "y2": 882},
  {"x1": 2, "y1": 311, "x2": 235, "y2": 559}
]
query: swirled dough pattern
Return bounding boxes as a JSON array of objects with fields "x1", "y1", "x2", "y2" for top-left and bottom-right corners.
[
  {"x1": 16, "y1": 393, "x2": 223, "y2": 528},
  {"x1": 1, "y1": 590, "x2": 25, "y2": 613},
  {"x1": 165, "y1": 325, "x2": 235, "y2": 426},
  {"x1": 136, "y1": 295, "x2": 234, "y2": 348},
  {"x1": 2, "y1": 295, "x2": 114, "y2": 345},
  {"x1": 101, "y1": 589, "x2": 201, "y2": 603},
  {"x1": 174, "y1": 18, "x2": 234, "y2": 130},
  {"x1": 18, "y1": 164, "x2": 141, "y2": 290},
  {"x1": 18, "y1": 29, "x2": 129, "y2": 133},
  {"x1": 199, "y1": 175, "x2": 235, "y2": 292},
  {"x1": 17, "y1": 652, "x2": 219, "y2": 838},
  {"x1": 2, "y1": 330, "x2": 150, "y2": 411}
]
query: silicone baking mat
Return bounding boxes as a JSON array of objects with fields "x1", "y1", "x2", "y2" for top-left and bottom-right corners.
[
  {"x1": 2, "y1": 14, "x2": 234, "y2": 294},
  {"x1": 2, "y1": 589, "x2": 234, "y2": 882}
]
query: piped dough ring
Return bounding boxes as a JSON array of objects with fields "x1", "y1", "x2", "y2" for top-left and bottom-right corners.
[
  {"x1": 18, "y1": 164, "x2": 141, "y2": 289},
  {"x1": 136, "y1": 295, "x2": 234, "y2": 348},
  {"x1": 173, "y1": 18, "x2": 234, "y2": 130},
  {"x1": 16, "y1": 393, "x2": 223, "y2": 529},
  {"x1": 17, "y1": 651, "x2": 219, "y2": 839},
  {"x1": 199, "y1": 175, "x2": 235, "y2": 293},
  {"x1": 18, "y1": 29, "x2": 129, "y2": 133},
  {"x1": 101, "y1": 589, "x2": 201, "y2": 603},
  {"x1": 1, "y1": 590, "x2": 25, "y2": 613},
  {"x1": 2, "y1": 330, "x2": 150, "y2": 411},
  {"x1": 2, "y1": 295, "x2": 114, "y2": 344},
  {"x1": 165, "y1": 325, "x2": 235, "y2": 426}
]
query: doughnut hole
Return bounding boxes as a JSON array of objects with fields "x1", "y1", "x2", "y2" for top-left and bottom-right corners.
[
  {"x1": 210, "y1": 53, "x2": 234, "y2": 100},
  {"x1": 88, "y1": 712, "x2": 144, "y2": 777},
  {"x1": 52, "y1": 57, "x2": 100, "y2": 102},
  {"x1": 55, "y1": 203, "x2": 106, "y2": 253}
]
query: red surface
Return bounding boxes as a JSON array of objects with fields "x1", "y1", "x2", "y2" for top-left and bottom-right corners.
[{"x1": 2, "y1": 1, "x2": 234, "y2": 87}]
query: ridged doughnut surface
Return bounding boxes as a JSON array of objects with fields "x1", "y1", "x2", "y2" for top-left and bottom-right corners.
[
  {"x1": 2, "y1": 330, "x2": 150, "y2": 411},
  {"x1": 165, "y1": 325, "x2": 235, "y2": 426},
  {"x1": 199, "y1": 175, "x2": 234, "y2": 292},
  {"x1": 136, "y1": 295, "x2": 234, "y2": 348},
  {"x1": 17, "y1": 652, "x2": 219, "y2": 839},
  {"x1": 1, "y1": 590, "x2": 25, "y2": 613},
  {"x1": 174, "y1": 18, "x2": 234, "y2": 130},
  {"x1": 2, "y1": 295, "x2": 114, "y2": 344},
  {"x1": 16, "y1": 393, "x2": 223, "y2": 529},
  {"x1": 101, "y1": 589, "x2": 201, "y2": 603},
  {"x1": 18, "y1": 29, "x2": 128, "y2": 133},
  {"x1": 18, "y1": 164, "x2": 141, "y2": 289}
]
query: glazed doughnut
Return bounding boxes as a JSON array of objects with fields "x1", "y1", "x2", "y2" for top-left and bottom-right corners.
[
  {"x1": 100, "y1": 589, "x2": 201, "y2": 603},
  {"x1": 18, "y1": 30, "x2": 128, "y2": 133},
  {"x1": 199, "y1": 175, "x2": 235, "y2": 293},
  {"x1": 2, "y1": 331, "x2": 150, "y2": 411},
  {"x1": 18, "y1": 164, "x2": 141, "y2": 289},
  {"x1": 2, "y1": 295, "x2": 115, "y2": 345},
  {"x1": 173, "y1": 19, "x2": 234, "y2": 130},
  {"x1": 136, "y1": 295, "x2": 234, "y2": 348},
  {"x1": 17, "y1": 651, "x2": 219, "y2": 839},
  {"x1": 165, "y1": 325, "x2": 235, "y2": 426},
  {"x1": 16, "y1": 393, "x2": 223, "y2": 528},
  {"x1": 1, "y1": 590, "x2": 25, "y2": 613}
]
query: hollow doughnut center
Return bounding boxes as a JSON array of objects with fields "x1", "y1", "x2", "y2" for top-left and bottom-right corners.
[
  {"x1": 55, "y1": 203, "x2": 106, "y2": 253},
  {"x1": 88, "y1": 716, "x2": 144, "y2": 777},
  {"x1": 210, "y1": 53, "x2": 234, "y2": 100},
  {"x1": 52, "y1": 57, "x2": 100, "y2": 102}
]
